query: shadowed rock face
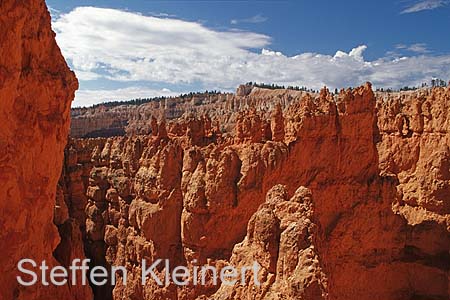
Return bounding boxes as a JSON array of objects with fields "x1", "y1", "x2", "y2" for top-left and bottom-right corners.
[
  {"x1": 0, "y1": 1, "x2": 93, "y2": 300},
  {"x1": 60, "y1": 84, "x2": 449, "y2": 300}
]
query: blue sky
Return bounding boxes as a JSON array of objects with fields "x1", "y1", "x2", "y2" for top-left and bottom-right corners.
[{"x1": 45, "y1": 0, "x2": 450, "y2": 107}]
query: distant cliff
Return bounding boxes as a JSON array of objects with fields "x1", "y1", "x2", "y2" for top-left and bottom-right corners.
[{"x1": 70, "y1": 86, "x2": 316, "y2": 138}]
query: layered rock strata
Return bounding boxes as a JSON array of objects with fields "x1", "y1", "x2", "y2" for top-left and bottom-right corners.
[{"x1": 70, "y1": 87, "x2": 310, "y2": 138}]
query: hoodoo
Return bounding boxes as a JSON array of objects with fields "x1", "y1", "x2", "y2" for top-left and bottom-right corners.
[{"x1": 60, "y1": 84, "x2": 450, "y2": 300}]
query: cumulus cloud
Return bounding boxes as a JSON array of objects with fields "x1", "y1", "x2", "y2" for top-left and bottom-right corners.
[
  {"x1": 74, "y1": 87, "x2": 179, "y2": 107},
  {"x1": 401, "y1": 0, "x2": 449, "y2": 14},
  {"x1": 52, "y1": 7, "x2": 450, "y2": 106},
  {"x1": 231, "y1": 14, "x2": 268, "y2": 25},
  {"x1": 53, "y1": 6, "x2": 270, "y2": 85}
]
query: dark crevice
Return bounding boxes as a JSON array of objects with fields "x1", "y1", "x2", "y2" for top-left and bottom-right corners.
[{"x1": 400, "y1": 245, "x2": 450, "y2": 271}]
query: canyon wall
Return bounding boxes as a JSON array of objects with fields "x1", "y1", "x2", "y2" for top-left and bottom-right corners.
[
  {"x1": 0, "y1": 1, "x2": 92, "y2": 299},
  {"x1": 61, "y1": 84, "x2": 449, "y2": 299},
  {"x1": 70, "y1": 88, "x2": 308, "y2": 138}
]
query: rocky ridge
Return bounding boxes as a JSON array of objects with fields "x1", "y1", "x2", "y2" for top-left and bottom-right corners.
[{"x1": 70, "y1": 87, "x2": 310, "y2": 138}]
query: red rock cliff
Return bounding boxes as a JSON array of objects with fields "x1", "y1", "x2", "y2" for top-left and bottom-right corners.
[{"x1": 0, "y1": 1, "x2": 91, "y2": 299}]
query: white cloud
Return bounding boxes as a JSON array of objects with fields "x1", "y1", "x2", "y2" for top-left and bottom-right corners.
[
  {"x1": 261, "y1": 49, "x2": 283, "y2": 56},
  {"x1": 408, "y1": 44, "x2": 430, "y2": 53},
  {"x1": 395, "y1": 43, "x2": 430, "y2": 53},
  {"x1": 73, "y1": 87, "x2": 179, "y2": 107},
  {"x1": 401, "y1": 0, "x2": 449, "y2": 14},
  {"x1": 52, "y1": 6, "x2": 450, "y2": 106},
  {"x1": 53, "y1": 7, "x2": 270, "y2": 84},
  {"x1": 148, "y1": 12, "x2": 177, "y2": 18},
  {"x1": 231, "y1": 14, "x2": 268, "y2": 25},
  {"x1": 73, "y1": 70, "x2": 101, "y2": 81},
  {"x1": 47, "y1": 6, "x2": 61, "y2": 20}
]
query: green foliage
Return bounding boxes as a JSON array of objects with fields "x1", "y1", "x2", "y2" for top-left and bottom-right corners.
[
  {"x1": 82, "y1": 90, "x2": 223, "y2": 109},
  {"x1": 91, "y1": 97, "x2": 164, "y2": 108},
  {"x1": 376, "y1": 78, "x2": 448, "y2": 92},
  {"x1": 431, "y1": 78, "x2": 447, "y2": 87},
  {"x1": 245, "y1": 82, "x2": 314, "y2": 92}
]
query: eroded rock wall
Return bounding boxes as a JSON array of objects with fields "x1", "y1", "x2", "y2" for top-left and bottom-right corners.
[
  {"x1": 0, "y1": 1, "x2": 92, "y2": 299},
  {"x1": 60, "y1": 85, "x2": 449, "y2": 299},
  {"x1": 70, "y1": 88, "x2": 310, "y2": 138}
]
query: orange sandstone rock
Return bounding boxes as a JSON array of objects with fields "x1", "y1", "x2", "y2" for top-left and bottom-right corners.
[
  {"x1": 0, "y1": 1, "x2": 92, "y2": 299},
  {"x1": 65, "y1": 84, "x2": 449, "y2": 300}
]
